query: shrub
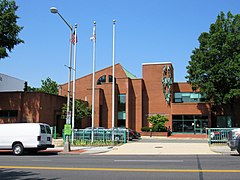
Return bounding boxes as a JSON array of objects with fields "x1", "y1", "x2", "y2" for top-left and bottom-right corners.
[
  {"x1": 147, "y1": 114, "x2": 169, "y2": 132},
  {"x1": 141, "y1": 126, "x2": 150, "y2": 132}
]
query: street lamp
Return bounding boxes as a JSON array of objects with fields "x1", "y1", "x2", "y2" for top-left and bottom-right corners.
[{"x1": 50, "y1": 7, "x2": 72, "y2": 152}]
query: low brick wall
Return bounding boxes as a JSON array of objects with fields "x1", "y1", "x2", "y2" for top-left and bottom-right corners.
[{"x1": 140, "y1": 131, "x2": 168, "y2": 137}]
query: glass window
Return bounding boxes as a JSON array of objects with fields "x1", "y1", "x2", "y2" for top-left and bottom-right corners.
[
  {"x1": 216, "y1": 116, "x2": 232, "y2": 128},
  {"x1": 109, "y1": 75, "x2": 113, "y2": 83},
  {"x1": 172, "y1": 115, "x2": 208, "y2": 133},
  {"x1": 174, "y1": 92, "x2": 206, "y2": 103},
  {"x1": 174, "y1": 93, "x2": 182, "y2": 98},
  {"x1": 0, "y1": 110, "x2": 18, "y2": 117},
  {"x1": 117, "y1": 94, "x2": 126, "y2": 127},
  {"x1": 40, "y1": 125, "x2": 46, "y2": 133},
  {"x1": 46, "y1": 126, "x2": 52, "y2": 134},
  {"x1": 97, "y1": 75, "x2": 106, "y2": 85}
]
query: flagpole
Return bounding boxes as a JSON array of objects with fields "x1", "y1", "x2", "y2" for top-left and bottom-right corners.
[
  {"x1": 112, "y1": 20, "x2": 116, "y2": 143},
  {"x1": 71, "y1": 23, "x2": 77, "y2": 143},
  {"x1": 91, "y1": 21, "x2": 96, "y2": 143}
]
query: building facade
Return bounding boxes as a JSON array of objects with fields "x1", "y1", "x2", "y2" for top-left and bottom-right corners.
[
  {"x1": 1, "y1": 63, "x2": 238, "y2": 134},
  {"x1": 0, "y1": 92, "x2": 67, "y2": 134},
  {"x1": 59, "y1": 62, "x2": 237, "y2": 134}
]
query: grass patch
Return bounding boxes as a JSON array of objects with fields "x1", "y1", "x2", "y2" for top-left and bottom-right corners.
[{"x1": 72, "y1": 139, "x2": 122, "y2": 146}]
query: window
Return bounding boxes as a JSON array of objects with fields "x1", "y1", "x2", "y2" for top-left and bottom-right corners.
[
  {"x1": 97, "y1": 75, "x2": 106, "y2": 85},
  {"x1": 173, "y1": 92, "x2": 206, "y2": 103},
  {"x1": 216, "y1": 116, "x2": 232, "y2": 128},
  {"x1": 109, "y1": 75, "x2": 113, "y2": 83},
  {"x1": 117, "y1": 94, "x2": 126, "y2": 127},
  {"x1": 40, "y1": 125, "x2": 46, "y2": 133},
  {"x1": 0, "y1": 110, "x2": 18, "y2": 118},
  {"x1": 108, "y1": 75, "x2": 116, "y2": 84},
  {"x1": 46, "y1": 126, "x2": 52, "y2": 134}
]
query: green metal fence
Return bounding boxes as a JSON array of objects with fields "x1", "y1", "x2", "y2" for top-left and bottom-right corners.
[
  {"x1": 50, "y1": 126, "x2": 56, "y2": 139},
  {"x1": 63, "y1": 129, "x2": 127, "y2": 143},
  {"x1": 208, "y1": 128, "x2": 234, "y2": 144}
]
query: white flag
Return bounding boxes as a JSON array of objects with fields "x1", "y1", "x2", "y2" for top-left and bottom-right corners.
[{"x1": 90, "y1": 21, "x2": 96, "y2": 42}]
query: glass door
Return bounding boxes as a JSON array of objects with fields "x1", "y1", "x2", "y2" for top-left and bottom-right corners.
[{"x1": 194, "y1": 119, "x2": 208, "y2": 134}]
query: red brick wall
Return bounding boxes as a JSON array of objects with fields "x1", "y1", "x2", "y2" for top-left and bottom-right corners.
[
  {"x1": 59, "y1": 64, "x2": 128, "y2": 129},
  {"x1": 142, "y1": 63, "x2": 173, "y2": 127},
  {"x1": 0, "y1": 92, "x2": 22, "y2": 123},
  {"x1": 129, "y1": 79, "x2": 143, "y2": 132},
  {"x1": 172, "y1": 103, "x2": 210, "y2": 115},
  {"x1": 0, "y1": 92, "x2": 66, "y2": 126}
]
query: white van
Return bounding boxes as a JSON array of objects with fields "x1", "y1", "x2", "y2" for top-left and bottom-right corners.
[{"x1": 0, "y1": 123, "x2": 54, "y2": 155}]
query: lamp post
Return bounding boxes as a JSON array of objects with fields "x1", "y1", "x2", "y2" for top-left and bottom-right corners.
[{"x1": 50, "y1": 7, "x2": 72, "y2": 152}]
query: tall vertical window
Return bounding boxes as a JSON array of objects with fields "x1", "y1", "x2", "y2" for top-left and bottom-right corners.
[
  {"x1": 108, "y1": 75, "x2": 116, "y2": 84},
  {"x1": 117, "y1": 94, "x2": 126, "y2": 127},
  {"x1": 109, "y1": 75, "x2": 113, "y2": 83}
]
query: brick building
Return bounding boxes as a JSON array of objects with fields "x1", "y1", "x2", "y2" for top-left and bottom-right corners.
[
  {"x1": 1, "y1": 62, "x2": 237, "y2": 134},
  {"x1": 0, "y1": 92, "x2": 67, "y2": 134},
  {"x1": 59, "y1": 62, "x2": 239, "y2": 134}
]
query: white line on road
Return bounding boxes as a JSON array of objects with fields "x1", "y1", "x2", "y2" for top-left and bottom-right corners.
[
  {"x1": 31, "y1": 160, "x2": 52, "y2": 162},
  {"x1": 114, "y1": 160, "x2": 184, "y2": 163}
]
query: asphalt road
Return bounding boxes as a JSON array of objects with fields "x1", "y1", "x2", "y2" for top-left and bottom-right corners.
[{"x1": 0, "y1": 153, "x2": 240, "y2": 180}]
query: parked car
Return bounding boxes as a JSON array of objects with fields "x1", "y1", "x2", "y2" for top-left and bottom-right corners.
[
  {"x1": 227, "y1": 128, "x2": 240, "y2": 154},
  {"x1": 115, "y1": 127, "x2": 141, "y2": 141},
  {"x1": 128, "y1": 128, "x2": 141, "y2": 140}
]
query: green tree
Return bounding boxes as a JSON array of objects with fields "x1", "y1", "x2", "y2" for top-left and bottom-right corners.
[
  {"x1": 147, "y1": 114, "x2": 169, "y2": 132},
  {"x1": 61, "y1": 100, "x2": 91, "y2": 121},
  {"x1": 0, "y1": 0, "x2": 23, "y2": 59},
  {"x1": 39, "y1": 77, "x2": 58, "y2": 95},
  {"x1": 186, "y1": 12, "x2": 240, "y2": 121}
]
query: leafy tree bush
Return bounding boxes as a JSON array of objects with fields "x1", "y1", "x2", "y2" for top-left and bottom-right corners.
[
  {"x1": 147, "y1": 114, "x2": 169, "y2": 132},
  {"x1": 141, "y1": 126, "x2": 150, "y2": 132},
  {"x1": 186, "y1": 11, "x2": 240, "y2": 124},
  {"x1": 61, "y1": 99, "x2": 91, "y2": 122},
  {"x1": 39, "y1": 77, "x2": 58, "y2": 95},
  {"x1": 0, "y1": 0, "x2": 23, "y2": 59}
]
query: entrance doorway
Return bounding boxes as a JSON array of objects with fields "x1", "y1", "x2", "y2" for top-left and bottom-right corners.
[
  {"x1": 194, "y1": 119, "x2": 208, "y2": 134},
  {"x1": 172, "y1": 115, "x2": 208, "y2": 134}
]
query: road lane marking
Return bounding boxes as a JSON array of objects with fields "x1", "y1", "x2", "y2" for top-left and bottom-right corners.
[
  {"x1": 0, "y1": 166, "x2": 240, "y2": 173},
  {"x1": 114, "y1": 160, "x2": 184, "y2": 162},
  {"x1": 31, "y1": 160, "x2": 52, "y2": 162}
]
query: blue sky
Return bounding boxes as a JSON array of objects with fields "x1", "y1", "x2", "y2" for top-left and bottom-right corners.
[{"x1": 0, "y1": 0, "x2": 239, "y2": 87}]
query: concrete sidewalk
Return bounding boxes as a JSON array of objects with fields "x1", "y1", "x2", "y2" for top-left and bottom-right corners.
[
  {"x1": 48, "y1": 137, "x2": 239, "y2": 155},
  {"x1": 102, "y1": 142, "x2": 216, "y2": 155}
]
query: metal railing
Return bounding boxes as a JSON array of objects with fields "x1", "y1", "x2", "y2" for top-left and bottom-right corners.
[
  {"x1": 50, "y1": 126, "x2": 57, "y2": 139},
  {"x1": 208, "y1": 128, "x2": 234, "y2": 144},
  {"x1": 63, "y1": 129, "x2": 127, "y2": 143}
]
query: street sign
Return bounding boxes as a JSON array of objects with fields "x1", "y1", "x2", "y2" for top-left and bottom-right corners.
[
  {"x1": 64, "y1": 124, "x2": 72, "y2": 135},
  {"x1": 66, "y1": 111, "x2": 71, "y2": 124}
]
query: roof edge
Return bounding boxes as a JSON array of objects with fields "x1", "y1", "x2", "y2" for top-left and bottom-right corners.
[{"x1": 142, "y1": 62, "x2": 172, "y2": 65}]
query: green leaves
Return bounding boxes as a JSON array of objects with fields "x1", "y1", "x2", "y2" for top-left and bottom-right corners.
[
  {"x1": 0, "y1": 0, "x2": 23, "y2": 59},
  {"x1": 186, "y1": 11, "x2": 240, "y2": 106},
  {"x1": 40, "y1": 77, "x2": 58, "y2": 95},
  {"x1": 147, "y1": 114, "x2": 169, "y2": 132},
  {"x1": 61, "y1": 100, "x2": 91, "y2": 121}
]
